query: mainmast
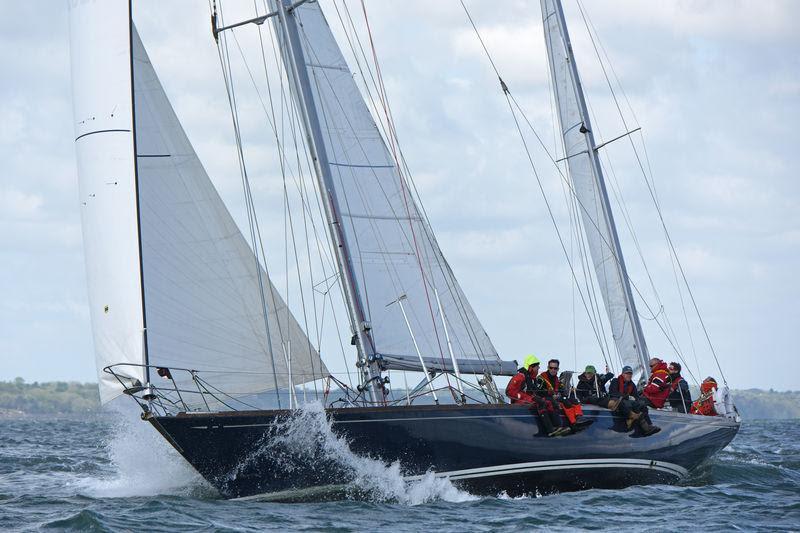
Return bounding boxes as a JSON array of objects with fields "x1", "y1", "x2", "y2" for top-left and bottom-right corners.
[
  {"x1": 272, "y1": 0, "x2": 382, "y2": 401},
  {"x1": 542, "y1": 0, "x2": 650, "y2": 376}
]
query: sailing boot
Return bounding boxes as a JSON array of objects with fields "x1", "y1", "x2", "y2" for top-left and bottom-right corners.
[
  {"x1": 549, "y1": 411, "x2": 571, "y2": 436},
  {"x1": 538, "y1": 411, "x2": 560, "y2": 437},
  {"x1": 637, "y1": 418, "x2": 661, "y2": 437}
]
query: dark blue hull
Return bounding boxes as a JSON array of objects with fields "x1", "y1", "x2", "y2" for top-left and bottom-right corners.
[{"x1": 149, "y1": 404, "x2": 739, "y2": 501}]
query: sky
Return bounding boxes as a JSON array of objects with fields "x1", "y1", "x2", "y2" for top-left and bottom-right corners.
[{"x1": 1, "y1": 1, "x2": 798, "y2": 391}]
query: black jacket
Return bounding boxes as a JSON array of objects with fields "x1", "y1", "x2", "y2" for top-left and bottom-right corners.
[
  {"x1": 575, "y1": 371, "x2": 614, "y2": 402},
  {"x1": 608, "y1": 376, "x2": 639, "y2": 400},
  {"x1": 667, "y1": 374, "x2": 692, "y2": 413}
]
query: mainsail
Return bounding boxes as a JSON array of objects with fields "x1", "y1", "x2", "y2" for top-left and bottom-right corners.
[
  {"x1": 69, "y1": 0, "x2": 326, "y2": 406},
  {"x1": 271, "y1": 0, "x2": 515, "y2": 375},
  {"x1": 541, "y1": 0, "x2": 649, "y2": 380}
]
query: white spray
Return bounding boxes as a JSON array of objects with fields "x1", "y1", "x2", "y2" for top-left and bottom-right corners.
[
  {"x1": 263, "y1": 402, "x2": 477, "y2": 505},
  {"x1": 76, "y1": 405, "x2": 212, "y2": 498}
]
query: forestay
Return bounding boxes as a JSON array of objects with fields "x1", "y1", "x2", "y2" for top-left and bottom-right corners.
[
  {"x1": 541, "y1": 0, "x2": 649, "y2": 381},
  {"x1": 274, "y1": 1, "x2": 515, "y2": 375}
]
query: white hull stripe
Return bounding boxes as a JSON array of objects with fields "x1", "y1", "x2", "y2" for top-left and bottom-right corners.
[
  {"x1": 231, "y1": 458, "x2": 688, "y2": 502},
  {"x1": 404, "y1": 458, "x2": 689, "y2": 482}
]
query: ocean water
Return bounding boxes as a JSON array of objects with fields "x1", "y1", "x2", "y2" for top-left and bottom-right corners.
[{"x1": 1, "y1": 411, "x2": 798, "y2": 532}]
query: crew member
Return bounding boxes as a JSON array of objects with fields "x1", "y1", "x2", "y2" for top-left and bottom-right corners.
[
  {"x1": 690, "y1": 377, "x2": 719, "y2": 416},
  {"x1": 642, "y1": 357, "x2": 671, "y2": 409},
  {"x1": 608, "y1": 366, "x2": 660, "y2": 436},
  {"x1": 537, "y1": 359, "x2": 592, "y2": 432},
  {"x1": 666, "y1": 362, "x2": 692, "y2": 413},
  {"x1": 576, "y1": 364, "x2": 614, "y2": 404},
  {"x1": 506, "y1": 355, "x2": 566, "y2": 436}
]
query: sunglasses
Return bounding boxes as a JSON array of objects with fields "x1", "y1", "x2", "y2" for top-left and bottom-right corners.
[{"x1": 548, "y1": 366, "x2": 559, "y2": 370}]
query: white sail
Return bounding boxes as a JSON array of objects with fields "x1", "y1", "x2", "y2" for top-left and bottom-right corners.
[
  {"x1": 541, "y1": 0, "x2": 649, "y2": 380},
  {"x1": 132, "y1": 27, "x2": 327, "y2": 405},
  {"x1": 273, "y1": 1, "x2": 514, "y2": 375},
  {"x1": 69, "y1": 0, "x2": 145, "y2": 403},
  {"x1": 69, "y1": 0, "x2": 327, "y2": 406}
]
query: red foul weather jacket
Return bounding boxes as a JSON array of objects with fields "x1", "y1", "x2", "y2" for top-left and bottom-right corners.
[
  {"x1": 642, "y1": 360, "x2": 671, "y2": 408},
  {"x1": 505, "y1": 369, "x2": 536, "y2": 404}
]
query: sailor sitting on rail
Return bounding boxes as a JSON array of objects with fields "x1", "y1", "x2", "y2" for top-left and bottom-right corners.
[
  {"x1": 536, "y1": 359, "x2": 593, "y2": 433},
  {"x1": 505, "y1": 355, "x2": 569, "y2": 437},
  {"x1": 575, "y1": 364, "x2": 614, "y2": 405},
  {"x1": 608, "y1": 366, "x2": 660, "y2": 436}
]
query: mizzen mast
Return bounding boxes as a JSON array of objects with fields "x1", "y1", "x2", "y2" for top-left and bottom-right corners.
[{"x1": 541, "y1": 0, "x2": 650, "y2": 378}]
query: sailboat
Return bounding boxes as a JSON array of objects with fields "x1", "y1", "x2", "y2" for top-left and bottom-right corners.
[{"x1": 69, "y1": 0, "x2": 740, "y2": 500}]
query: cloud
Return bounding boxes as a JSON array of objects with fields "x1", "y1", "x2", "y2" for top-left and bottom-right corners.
[
  {"x1": 0, "y1": 189, "x2": 43, "y2": 219},
  {"x1": 1, "y1": 0, "x2": 798, "y2": 391}
]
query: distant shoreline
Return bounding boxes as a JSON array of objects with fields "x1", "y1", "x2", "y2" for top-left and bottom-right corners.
[{"x1": 1, "y1": 379, "x2": 798, "y2": 419}]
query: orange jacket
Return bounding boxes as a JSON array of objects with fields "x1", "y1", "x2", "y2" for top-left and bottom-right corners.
[{"x1": 690, "y1": 380, "x2": 718, "y2": 416}]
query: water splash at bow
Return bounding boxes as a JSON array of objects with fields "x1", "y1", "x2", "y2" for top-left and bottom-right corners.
[{"x1": 246, "y1": 402, "x2": 477, "y2": 504}]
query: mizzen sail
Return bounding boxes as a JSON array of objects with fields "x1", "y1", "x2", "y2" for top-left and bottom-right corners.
[{"x1": 541, "y1": 0, "x2": 649, "y2": 381}]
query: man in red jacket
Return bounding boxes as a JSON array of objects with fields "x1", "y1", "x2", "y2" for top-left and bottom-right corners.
[
  {"x1": 506, "y1": 355, "x2": 567, "y2": 437},
  {"x1": 642, "y1": 358, "x2": 671, "y2": 409}
]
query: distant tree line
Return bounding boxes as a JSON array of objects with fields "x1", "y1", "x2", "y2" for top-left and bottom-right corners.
[
  {"x1": 0, "y1": 379, "x2": 798, "y2": 418},
  {"x1": 0, "y1": 378, "x2": 99, "y2": 415}
]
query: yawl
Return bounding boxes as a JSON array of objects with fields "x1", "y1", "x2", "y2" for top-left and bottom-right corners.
[{"x1": 69, "y1": 0, "x2": 739, "y2": 500}]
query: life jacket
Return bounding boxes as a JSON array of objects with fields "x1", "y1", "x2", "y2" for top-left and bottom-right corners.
[
  {"x1": 617, "y1": 376, "x2": 635, "y2": 396},
  {"x1": 700, "y1": 379, "x2": 717, "y2": 395},
  {"x1": 669, "y1": 375, "x2": 683, "y2": 393},
  {"x1": 537, "y1": 371, "x2": 560, "y2": 394}
]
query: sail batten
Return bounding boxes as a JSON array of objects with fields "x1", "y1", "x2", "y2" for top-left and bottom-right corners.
[{"x1": 541, "y1": 0, "x2": 649, "y2": 381}]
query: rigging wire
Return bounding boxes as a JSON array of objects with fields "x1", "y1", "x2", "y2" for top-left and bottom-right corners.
[
  {"x1": 357, "y1": 0, "x2": 456, "y2": 399},
  {"x1": 294, "y1": 2, "x2": 495, "y2": 397},
  {"x1": 575, "y1": 0, "x2": 702, "y2": 379},
  {"x1": 460, "y1": 0, "x2": 621, "y2": 367},
  {"x1": 263, "y1": 3, "x2": 359, "y2": 390},
  {"x1": 337, "y1": 0, "x2": 500, "y2": 373},
  {"x1": 575, "y1": 0, "x2": 722, "y2": 383},
  {"x1": 213, "y1": 0, "x2": 283, "y2": 405},
  {"x1": 459, "y1": 0, "x2": 705, "y2": 380}
]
